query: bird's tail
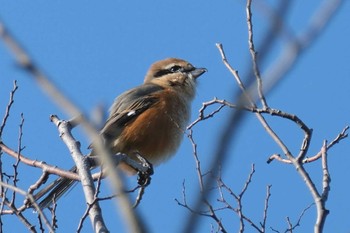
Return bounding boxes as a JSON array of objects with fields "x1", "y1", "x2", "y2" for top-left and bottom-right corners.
[{"x1": 34, "y1": 166, "x2": 77, "y2": 210}]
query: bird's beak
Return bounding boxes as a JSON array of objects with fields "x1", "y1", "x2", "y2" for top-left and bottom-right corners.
[{"x1": 190, "y1": 68, "x2": 207, "y2": 79}]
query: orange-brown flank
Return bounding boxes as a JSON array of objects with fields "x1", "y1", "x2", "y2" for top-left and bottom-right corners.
[{"x1": 114, "y1": 88, "x2": 188, "y2": 165}]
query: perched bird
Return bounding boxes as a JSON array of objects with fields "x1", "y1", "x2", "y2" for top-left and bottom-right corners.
[{"x1": 36, "y1": 58, "x2": 206, "y2": 208}]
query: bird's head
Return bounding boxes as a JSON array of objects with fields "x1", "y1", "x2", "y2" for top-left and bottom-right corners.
[{"x1": 144, "y1": 58, "x2": 206, "y2": 99}]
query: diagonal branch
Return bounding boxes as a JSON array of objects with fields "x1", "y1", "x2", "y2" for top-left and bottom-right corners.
[
  {"x1": 50, "y1": 115, "x2": 108, "y2": 232},
  {"x1": 0, "y1": 19, "x2": 145, "y2": 233}
]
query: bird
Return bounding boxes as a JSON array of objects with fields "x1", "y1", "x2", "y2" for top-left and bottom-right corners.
[{"x1": 35, "y1": 58, "x2": 206, "y2": 208}]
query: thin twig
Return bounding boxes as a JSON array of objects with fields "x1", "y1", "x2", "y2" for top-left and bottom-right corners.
[
  {"x1": 275, "y1": 203, "x2": 314, "y2": 233},
  {"x1": 10, "y1": 113, "x2": 25, "y2": 205},
  {"x1": 0, "y1": 80, "x2": 18, "y2": 137},
  {"x1": 175, "y1": 181, "x2": 228, "y2": 233},
  {"x1": 0, "y1": 181, "x2": 54, "y2": 232},
  {"x1": 27, "y1": 171, "x2": 49, "y2": 196},
  {"x1": 217, "y1": 164, "x2": 266, "y2": 233},
  {"x1": 268, "y1": 126, "x2": 348, "y2": 164},
  {"x1": 205, "y1": 200, "x2": 228, "y2": 233},
  {"x1": 186, "y1": 129, "x2": 204, "y2": 191},
  {"x1": 187, "y1": 97, "x2": 226, "y2": 130},
  {"x1": 246, "y1": 0, "x2": 268, "y2": 109},
  {"x1": 37, "y1": 212, "x2": 44, "y2": 233},
  {"x1": 49, "y1": 198, "x2": 58, "y2": 231},
  {"x1": 217, "y1": 44, "x2": 296, "y2": 162},
  {"x1": 261, "y1": 185, "x2": 272, "y2": 232},
  {"x1": 291, "y1": 203, "x2": 314, "y2": 232},
  {"x1": 216, "y1": 43, "x2": 255, "y2": 107},
  {"x1": 77, "y1": 200, "x2": 96, "y2": 233}
]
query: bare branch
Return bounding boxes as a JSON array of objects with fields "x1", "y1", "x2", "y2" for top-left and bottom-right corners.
[
  {"x1": 327, "y1": 126, "x2": 349, "y2": 148},
  {"x1": 261, "y1": 185, "x2": 272, "y2": 231},
  {"x1": 0, "y1": 142, "x2": 81, "y2": 180},
  {"x1": 271, "y1": 203, "x2": 314, "y2": 233},
  {"x1": 0, "y1": 181, "x2": 54, "y2": 232},
  {"x1": 10, "y1": 113, "x2": 25, "y2": 206},
  {"x1": 313, "y1": 140, "x2": 330, "y2": 231},
  {"x1": 186, "y1": 129, "x2": 204, "y2": 191},
  {"x1": 50, "y1": 115, "x2": 108, "y2": 233},
  {"x1": 246, "y1": 0, "x2": 268, "y2": 109},
  {"x1": 49, "y1": 198, "x2": 58, "y2": 231},
  {"x1": 77, "y1": 200, "x2": 96, "y2": 233},
  {"x1": 175, "y1": 181, "x2": 228, "y2": 233},
  {"x1": 267, "y1": 154, "x2": 292, "y2": 164},
  {"x1": 27, "y1": 171, "x2": 49, "y2": 196},
  {"x1": 216, "y1": 43, "x2": 255, "y2": 107},
  {"x1": 292, "y1": 203, "x2": 314, "y2": 232},
  {"x1": 187, "y1": 97, "x2": 226, "y2": 130},
  {"x1": 0, "y1": 80, "x2": 18, "y2": 138},
  {"x1": 217, "y1": 164, "x2": 265, "y2": 233}
]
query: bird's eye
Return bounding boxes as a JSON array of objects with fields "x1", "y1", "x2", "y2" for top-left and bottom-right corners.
[{"x1": 169, "y1": 65, "x2": 182, "y2": 72}]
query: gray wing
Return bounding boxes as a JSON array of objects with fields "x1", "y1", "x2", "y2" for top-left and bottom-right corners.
[{"x1": 99, "y1": 83, "x2": 164, "y2": 141}]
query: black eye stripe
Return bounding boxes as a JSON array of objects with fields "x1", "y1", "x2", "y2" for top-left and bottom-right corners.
[
  {"x1": 153, "y1": 65, "x2": 181, "y2": 78},
  {"x1": 153, "y1": 69, "x2": 172, "y2": 77},
  {"x1": 153, "y1": 65, "x2": 195, "y2": 78}
]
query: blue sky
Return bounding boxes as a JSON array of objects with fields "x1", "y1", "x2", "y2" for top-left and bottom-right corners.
[{"x1": 1, "y1": 1, "x2": 350, "y2": 232}]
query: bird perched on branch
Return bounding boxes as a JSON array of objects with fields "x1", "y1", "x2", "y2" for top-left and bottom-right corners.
[{"x1": 36, "y1": 58, "x2": 206, "y2": 208}]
